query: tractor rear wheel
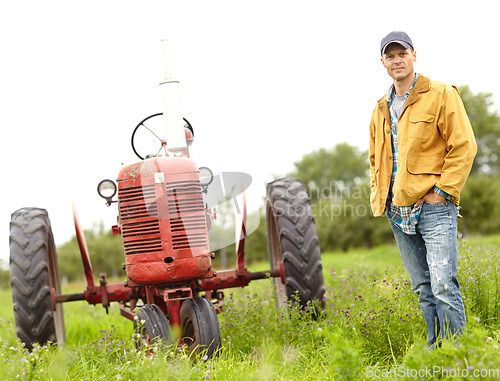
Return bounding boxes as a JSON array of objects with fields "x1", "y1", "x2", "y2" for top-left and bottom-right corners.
[
  {"x1": 266, "y1": 178, "x2": 325, "y2": 313},
  {"x1": 180, "y1": 296, "x2": 221, "y2": 358},
  {"x1": 134, "y1": 304, "x2": 173, "y2": 350},
  {"x1": 9, "y1": 208, "x2": 65, "y2": 349}
]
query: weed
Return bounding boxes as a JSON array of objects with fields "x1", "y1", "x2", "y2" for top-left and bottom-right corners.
[
  {"x1": 2, "y1": 236, "x2": 500, "y2": 379},
  {"x1": 459, "y1": 238, "x2": 500, "y2": 328}
]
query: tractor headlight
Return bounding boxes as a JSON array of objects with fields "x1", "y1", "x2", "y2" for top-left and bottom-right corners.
[
  {"x1": 199, "y1": 167, "x2": 213, "y2": 187},
  {"x1": 97, "y1": 179, "x2": 117, "y2": 202}
]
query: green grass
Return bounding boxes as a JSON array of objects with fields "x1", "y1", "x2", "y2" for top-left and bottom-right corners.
[
  {"x1": 322, "y1": 244, "x2": 402, "y2": 276},
  {"x1": 0, "y1": 288, "x2": 14, "y2": 322},
  {"x1": 465, "y1": 234, "x2": 500, "y2": 248},
  {"x1": 2, "y1": 237, "x2": 500, "y2": 380}
]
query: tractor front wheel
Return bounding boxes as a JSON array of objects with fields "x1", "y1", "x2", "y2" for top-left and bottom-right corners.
[
  {"x1": 134, "y1": 304, "x2": 173, "y2": 350},
  {"x1": 266, "y1": 178, "x2": 325, "y2": 313},
  {"x1": 9, "y1": 208, "x2": 65, "y2": 349},
  {"x1": 180, "y1": 296, "x2": 221, "y2": 359}
]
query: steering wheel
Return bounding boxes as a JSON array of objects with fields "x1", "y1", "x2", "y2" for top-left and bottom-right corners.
[{"x1": 131, "y1": 113, "x2": 194, "y2": 160}]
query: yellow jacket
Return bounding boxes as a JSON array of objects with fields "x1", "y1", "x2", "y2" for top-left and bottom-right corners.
[{"x1": 369, "y1": 74, "x2": 477, "y2": 217}]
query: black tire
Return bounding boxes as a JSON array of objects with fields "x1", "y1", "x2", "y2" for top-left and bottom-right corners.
[
  {"x1": 266, "y1": 178, "x2": 325, "y2": 312},
  {"x1": 180, "y1": 296, "x2": 221, "y2": 358},
  {"x1": 134, "y1": 304, "x2": 173, "y2": 350},
  {"x1": 9, "y1": 208, "x2": 65, "y2": 349}
]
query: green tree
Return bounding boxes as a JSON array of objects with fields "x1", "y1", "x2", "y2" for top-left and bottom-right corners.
[
  {"x1": 311, "y1": 183, "x2": 393, "y2": 251},
  {"x1": 211, "y1": 207, "x2": 267, "y2": 268},
  {"x1": 0, "y1": 259, "x2": 10, "y2": 290},
  {"x1": 290, "y1": 143, "x2": 368, "y2": 201},
  {"x1": 287, "y1": 142, "x2": 393, "y2": 252},
  {"x1": 459, "y1": 85, "x2": 500, "y2": 174},
  {"x1": 243, "y1": 211, "x2": 268, "y2": 263},
  {"x1": 456, "y1": 86, "x2": 500, "y2": 236},
  {"x1": 57, "y1": 222, "x2": 125, "y2": 283},
  {"x1": 459, "y1": 175, "x2": 500, "y2": 235}
]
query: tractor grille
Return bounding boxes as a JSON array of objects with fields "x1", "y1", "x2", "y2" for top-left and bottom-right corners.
[
  {"x1": 119, "y1": 180, "x2": 208, "y2": 254},
  {"x1": 119, "y1": 184, "x2": 162, "y2": 255},
  {"x1": 167, "y1": 181, "x2": 208, "y2": 250}
]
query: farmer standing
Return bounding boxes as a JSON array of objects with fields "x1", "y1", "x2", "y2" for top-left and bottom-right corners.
[{"x1": 368, "y1": 31, "x2": 477, "y2": 347}]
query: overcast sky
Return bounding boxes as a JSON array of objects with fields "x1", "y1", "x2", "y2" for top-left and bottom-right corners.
[{"x1": 2, "y1": 0, "x2": 500, "y2": 265}]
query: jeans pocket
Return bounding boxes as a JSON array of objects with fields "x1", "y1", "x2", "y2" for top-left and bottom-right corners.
[
  {"x1": 420, "y1": 200, "x2": 457, "y2": 231},
  {"x1": 422, "y1": 201, "x2": 448, "y2": 213}
]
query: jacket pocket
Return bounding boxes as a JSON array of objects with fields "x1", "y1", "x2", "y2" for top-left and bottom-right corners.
[
  {"x1": 408, "y1": 114, "x2": 435, "y2": 140},
  {"x1": 407, "y1": 153, "x2": 444, "y2": 175}
]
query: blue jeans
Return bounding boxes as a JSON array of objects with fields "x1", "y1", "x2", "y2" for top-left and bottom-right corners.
[{"x1": 388, "y1": 200, "x2": 466, "y2": 346}]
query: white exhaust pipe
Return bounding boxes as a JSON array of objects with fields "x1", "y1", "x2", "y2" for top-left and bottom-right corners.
[{"x1": 160, "y1": 39, "x2": 187, "y2": 155}]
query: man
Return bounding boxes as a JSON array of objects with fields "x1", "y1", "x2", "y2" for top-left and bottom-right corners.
[{"x1": 369, "y1": 31, "x2": 477, "y2": 347}]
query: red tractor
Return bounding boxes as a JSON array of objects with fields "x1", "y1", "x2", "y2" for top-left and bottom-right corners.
[{"x1": 9, "y1": 41, "x2": 325, "y2": 358}]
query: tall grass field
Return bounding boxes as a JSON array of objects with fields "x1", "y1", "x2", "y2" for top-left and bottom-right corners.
[{"x1": 1, "y1": 236, "x2": 500, "y2": 380}]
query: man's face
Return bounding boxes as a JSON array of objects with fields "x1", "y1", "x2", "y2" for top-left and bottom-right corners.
[{"x1": 381, "y1": 43, "x2": 417, "y2": 81}]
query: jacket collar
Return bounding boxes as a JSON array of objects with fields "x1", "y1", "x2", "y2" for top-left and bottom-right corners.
[{"x1": 377, "y1": 74, "x2": 431, "y2": 111}]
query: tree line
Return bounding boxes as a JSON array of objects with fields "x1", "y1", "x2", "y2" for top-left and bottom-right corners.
[
  {"x1": 288, "y1": 85, "x2": 500, "y2": 251},
  {"x1": 1, "y1": 85, "x2": 498, "y2": 287},
  {"x1": 212, "y1": 85, "x2": 500, "y2": 261}
]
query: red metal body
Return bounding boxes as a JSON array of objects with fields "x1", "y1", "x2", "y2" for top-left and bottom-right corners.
[
  {"x1": 45, "y1": 43, "x2": 286, "y2": 346},
  {"x1": 55, "y1": 155, "x2": 285, "y2": 340},
  {"x1": 116, "y1": 157, "x2": 213, "y2": 285}
]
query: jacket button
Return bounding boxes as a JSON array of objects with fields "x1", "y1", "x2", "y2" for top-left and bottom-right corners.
[
  {"x1": 389, "y1": 155, "x2": 392, "y2": 160},
  {"x1": 385, "y1": 129, "x2": 390, "y2": 134}
]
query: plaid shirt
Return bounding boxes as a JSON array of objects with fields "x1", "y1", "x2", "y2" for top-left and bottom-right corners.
[{"x1": 385, "y1": 74, "x2": 452, "y2": 234}]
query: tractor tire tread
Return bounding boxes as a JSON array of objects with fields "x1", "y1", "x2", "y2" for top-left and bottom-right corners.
[
  {"x1": 266, "y1": 178, "x2": 325, "y2": 309},
  {"x1": 9, "y1": 207, "x2": 63, "y2": 349},
  {"x1": 180, "y1": 296, "x2": 221, "y2": 358},
  {"x1": 135, "y1": 304, "x2": 172, "y2": 348}
]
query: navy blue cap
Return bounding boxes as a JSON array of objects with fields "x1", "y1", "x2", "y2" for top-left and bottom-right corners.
[{"x1": 381, "y1": 31, "x2": 413, "y2": 55}]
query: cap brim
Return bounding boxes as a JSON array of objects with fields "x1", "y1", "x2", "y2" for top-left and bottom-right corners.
[{"x1": 381, "y1": 40, "x2": 411, "y2": 55}]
